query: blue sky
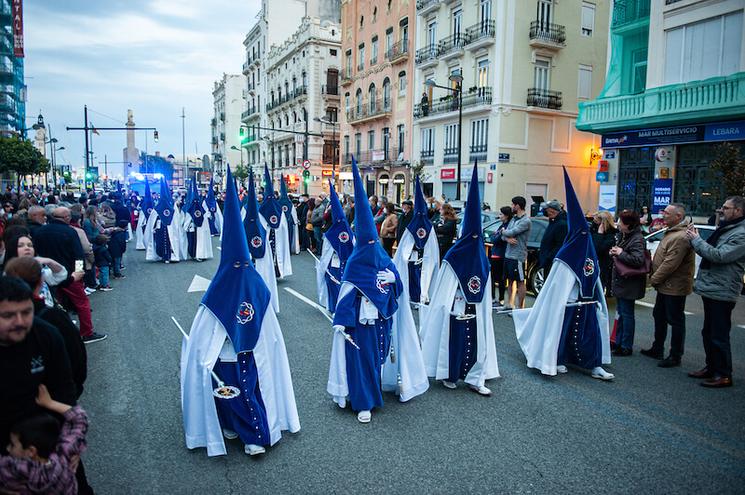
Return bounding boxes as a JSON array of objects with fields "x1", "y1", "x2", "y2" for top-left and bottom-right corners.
[{"x1": 24, "y1": 0, "x2": 258, "y2": 176}]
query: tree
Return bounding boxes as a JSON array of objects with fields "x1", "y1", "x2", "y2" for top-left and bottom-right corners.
[
  {"x1": 0, "y1": 137, "x2": 50, "y2": 189},
  {"x1": 710, "y1": 142, "x2": 745, "y2": 197},
  {"x1": 233, "y1": 164, "x2": 249, "y2": 185}
]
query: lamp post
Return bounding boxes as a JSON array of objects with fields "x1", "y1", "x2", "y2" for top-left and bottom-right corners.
[
  {"x1": 262, "y1": 135, "x2": 275, "y2": 183},
  {"x1": 53, "y1": 145, "x2": 65, "y2": 187},
  {"x1": 230, "y1": 145, "x2": 245, "y2": 168},
  {"x1": 314, "y1": 116, "x2": 339, "y2": 187},
  {"x1": 425, "y1": 74, "x2": 464, "y2": 200}
]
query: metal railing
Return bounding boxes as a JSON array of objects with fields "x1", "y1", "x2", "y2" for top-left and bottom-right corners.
[
  {"x1": 443, "y1": 147, "x2": 458, "y2": 164},
  {"x1": 354, "y1": 147, "x2": 401, "y2": 164},
  {"x1": 346, "y1": 98, "x2": 391, "y2": 123},
  {"x1": 439, "y1": 32, "x2": 468, "y2": 56},
  {"x1": 420, "y1": 149, "x2": 434, "y2": 161},
  {"x1": 414, "y1": 87, "x2": 493, "y2": 118},
  {"x1": 357, "y1": 62, "x2": 365, "y2": 72},
  {"x1": 416, "y1": 0, "x2": 438, "y2": 11},
  {"x1": 529, "y1": 21, "x2": 566, "y2": 45},
  {"x1": 527, "y1": 88, "x2": 563, "y2": 109},
  {"x1": 466, "y1": 20, "x2": 496, "y2": 45},
  {"x1": 385, "y1": 39, "x2": 409, "y2": 62},
  {"x1": 612, "y1": 0, "x2": 651, "y2": 28},
  {"x1": 322, "y1": 85, "x2": 339, "y2": 96},
  {"x1": 415, "y1": 44, "x2": 439, "y2": 65}
]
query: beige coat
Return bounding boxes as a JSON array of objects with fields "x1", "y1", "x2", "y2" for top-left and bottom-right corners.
[{"x1": 649, "y1": 219, "x2": 695, "y2": 296}]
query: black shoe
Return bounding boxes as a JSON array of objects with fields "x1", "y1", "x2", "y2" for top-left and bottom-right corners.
[
  {"x1": 688, "y1": 367, "x2": 714, "y2": 379},
  {"x1": 658, "y1": 356, "x2": 681, "y2": 368},
  {"x1": 614, "y1": 348, "x2": 633, "y2": 357},
  {"x1": 83, "y1": 332, "x2": 108, "y2": 344},
  {"x1": 640, "y1": 347, "x2": 663, "y2": 360}
]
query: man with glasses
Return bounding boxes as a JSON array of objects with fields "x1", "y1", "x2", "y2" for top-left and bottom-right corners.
[{"x1": 686, "y1": 196, "x2": 745, "y2": 388}]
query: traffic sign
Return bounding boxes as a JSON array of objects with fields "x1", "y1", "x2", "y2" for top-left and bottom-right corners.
[
  {"x1": 595, "y1": 171, "x2": 609, "y2": 182},
  {"x1": 302, "y1": 160, "x2": 311, "y2": 170}
]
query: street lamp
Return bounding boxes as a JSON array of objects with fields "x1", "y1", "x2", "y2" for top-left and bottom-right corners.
[
  {"x1": 262, "y1": 135, "x2": 275, "y2": 182},
  {"x1": 314, "y1": 116, "x2": 339, "y2": 184},
  {"x1": 425, "y1": 73, "x2": 464, "y2": 200},
  {"x1": 230, "y1": 145, "x2": 245, "y2": 168}
]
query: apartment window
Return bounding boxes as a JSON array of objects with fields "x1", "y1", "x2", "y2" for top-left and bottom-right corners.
[
  {"x1": 537, "y1": 0, "x2": 553, "y2": 26},
  {"x1": 345, "y1": 49, "x2": 352, "y2": 75},
  {"x1": 664, "y1": 11, "x2": 743, "y2": 85},
  {"x1": 450, "y1": 67, "x2": 462, "y2": 91},
  {"x1": 326, "y1": 107, "x2": 338, "y2": 123},
  {"x1": 470, "y1": 118, "x2": 488, "y2": 152},
  {"x1": 581, "y1": 2, "x2": 595, "y2": 37},
  {"x1": 427, "y1": 20, "x2": 437, "y2": 47},
  {"x1": 421, "y1": 127, "x2": 435, "y2": 155},
  {"x1": 400, "y1": 18, "x2": 409, "y2": 46},
  {"x1": 368, "y1": 130, "x2": 375, "y2": 150},
  {"x1": 344, "y1": 92, "x2": 351, "y2": 114},
  {"x1": 452, "y1": 8, "x2": 462, "y2": 36},
  {"x1": 344, "y1": 135, "x2": 350, "y2": 158},
  {"x1": 355, "y1": 89, "x2": 363, "y2": 113},
  {"x1": 371, "y1": 36, "x2": 379, "y2": 65},
  {"x1": 358, "y1": 43, "x2": 365, "y2": 70},
  {"x1": 369, "y1": 83, "x2": 377, "y2": 112},
  {"x1": 382, "y1": 78, "x2": 391, "y2": 109},
  {"x1": 578, "y1": 64, "x2": 592, "y2": 99},
  {"x1": 385, "y1": 28, "x2": 394, "y2": 56},
  {"x1": 355, "y1": 133, "x2": 362, "y2": 156},
  {"x1": 480, "y1": 0, "x2": 492, "y2": 23},
  {"x1": 631, "y1": 48, "x2": 647, "y2": 94},
  {"x1": 397, "y1": 124, "x2": 405, "y2": 154},
  {"x1": 382, "y1": 128, "x2": 390, "y2": 157},
  {"x1": 477, "y1": 59, "x2": 489, "y2": 87},
  {"x1": 444, "y1": 123, "x2": 458, "y2": 160},
  {"x1": 534, "y1": 58, "x2": 551, "y2": 90},
  {"x1": 398, "y1": 71, "x2": 407, "y2": 96},
  {"x1": 330, "y1": 49, "x2": 337, "y2": 56}
]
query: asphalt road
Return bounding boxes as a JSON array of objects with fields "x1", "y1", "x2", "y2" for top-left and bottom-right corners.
[{"x1": 80, "y1": 237, "x2": 745, "y2": 494}]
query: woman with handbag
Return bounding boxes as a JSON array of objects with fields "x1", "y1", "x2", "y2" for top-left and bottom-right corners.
[{"x1": 609, "y1": 210, "x2": 649, "y2": 356}]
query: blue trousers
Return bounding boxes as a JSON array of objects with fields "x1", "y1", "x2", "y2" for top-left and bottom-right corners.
[{"x1": 615, "y1": 297, "x2": 636, "y2": 350}]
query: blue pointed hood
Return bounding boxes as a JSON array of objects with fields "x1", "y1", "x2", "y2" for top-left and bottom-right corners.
[
  {"x1": 154, "y1": 177, "x2": 174, "y2": 226},
  {"x1": 186, "y1": 176, "x2": 205, "y2": 227},
  {"x1": 555, "y1": 167, "x2": 599, "y2": 298},
  {"x1": 141, "y1": 179, "x2": 154, "y2": 218},
  {"x1": 243, "y1": 170, "x2": 267, "y2": 259},
  {"x1": 259, "y1": 164, "x2": 283, "y2": 229},
  {"x1": 406, "y1": 176, "x2": 434, "y2": 250},
  {"x1": 443, "y1": 163, "x2": 490, "y2": 303},
  {"x1": 341, "y1": 156, "x2": 399, "y2": 318},
  {"x1": 202, "y1": 166, "x2": 270, "y2": 353},
  {"x1": 324, "y1": 179, "x2": 354, "y2": 262},
  {"x1": 205, "y1": 177, "x2": 217, "y2": 214},
  {"x1": 278, "y1": 175, "x2": 295, "y2": 225}
]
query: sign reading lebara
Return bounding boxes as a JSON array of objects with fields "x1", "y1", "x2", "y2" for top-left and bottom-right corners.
[{"x1": 602, "y1": 120, "x2": 745, "y2": 149}]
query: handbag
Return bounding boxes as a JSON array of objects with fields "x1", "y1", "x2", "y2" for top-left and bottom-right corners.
[
  {"x1": 305, "y1": 222, "x2": 314, "y2": 232},
  {"x1": 613, "y1": 249, "x2": 651, "y2": 277}
]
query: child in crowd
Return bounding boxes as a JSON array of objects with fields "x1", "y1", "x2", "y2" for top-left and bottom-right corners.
[
  {"x1": 1, "y1": 385, "x2": 89, "y2": 495},
  {"x1": 92, "y1": 234, "x2": 112, "y2": 292},
  {"x1": 108, "y1": 220, "x2": 128, "y2": 279}
]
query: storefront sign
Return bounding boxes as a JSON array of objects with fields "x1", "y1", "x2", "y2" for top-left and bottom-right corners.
[
  {"x1": 12, "y1": 0, "x2": 23, "y2": 58},
  {"x1": 652, "y1": 178, "x2": 673, "y2": 214},
  {"x1": 440, "y1": 168, "x2": 456, "y2": 180},
  {"x1": 321, "y1": 169, "x2": 333, "y2": 177},
  {"x1": 598, "y1": 185, "x2": 616, "y2": 213},
  {"x1": 372, "y1": 150, "x2": 385, "y2": 161},
  {"x1": 596, "y1": 171, "x2": 608, "y2": 182},
  {"x1": 602, "y1": 120, "x2": 745, "y2": 148},
  {"x1": 440, "y1": 167, "x2": 485, "y2": 182}
]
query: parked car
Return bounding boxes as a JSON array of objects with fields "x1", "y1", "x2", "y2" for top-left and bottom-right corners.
[
  {"x1": 644, "y1": 224, "x2": 715, "y2": 276},
  {"x1": 484, "y1": 217, "x2": 548, "y2": 295}
]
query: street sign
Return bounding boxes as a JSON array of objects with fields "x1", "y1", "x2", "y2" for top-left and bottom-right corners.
[
  {"x1": 302, "y1": 160, "x2": 311, "y2": 170},
  {"x1": 498, "y1": 153, "x2": 510, "y2": 163},
  {"x1": 595, "y1": 171, "x2": 608, "y2": 182}
]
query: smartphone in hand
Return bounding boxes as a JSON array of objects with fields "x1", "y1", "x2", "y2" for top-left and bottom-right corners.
[{"x1": 75, "y1": 260, "x2": 84, "y2": 272}]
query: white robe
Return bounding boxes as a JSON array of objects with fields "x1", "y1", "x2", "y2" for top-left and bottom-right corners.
[
  {"x1": 260, "y1": 213, "x2": 292, "y2": 279},
  {"x1": 135, "y1": 209, "x2": 148, "y2": 250},
  {"x1": 315, "y1": 237, "x2": 343, "y2": 312},
  {"x1": 182, "y1": 211, "x2": 214, "y2": 260},
  {"x1": 419, "y1": 263, "x2": 500, "y2": 388},
  {"x1": 511, "y1": 261, "x2": 611, "y2": 376},
  {"x1": 255, "y1": 216, "x2": 280, "y2": 314},
  {"x1": 392, "y1": 229, "x2": 440, "y2": 305},
  {"x1": 180, "y1": 306, "x2": 300, "y2": 457},
  {"x1": 327, "y1": 281, "x2": 429, "y2": 405},
  {"x1": 144, "y1": 210, "x2": 183, "y2": 262},
  {"x1": 210, "y1": 203, "x2": 224, "y2": 237},
  {"x1": 286, "y1": 208, "x2": 300, "y2": 254}
]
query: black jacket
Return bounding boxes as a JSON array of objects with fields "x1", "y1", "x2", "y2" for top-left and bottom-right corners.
[
  {"x1": 539, "y1": 211, "x2": 568, "y2": 269},
  {"x1": 30, "y1": 219, "x2": 85, "y2": 285},
  {"x1": 436, "y1": 219, "x2": 457, "y2": 256},
  {"x1": 0, "y1": 317, "x2": 76, "y2": 451},
  {"x1": 108, "y1": 229, "x2": 127, "y2": 258},
  {"x1": 396, "y1": 210, "x2": 413, "y2": 242},
  {"x1": 611, "y1": 227, "x2": 647, "y2": 300}
]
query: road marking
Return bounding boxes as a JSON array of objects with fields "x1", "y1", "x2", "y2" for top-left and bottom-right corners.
[
  {"x1": 284, "y1": 287, "x2": 333, "y2": 322},
  {"x1": 635, "y1": 300, "x2": 693, "y2": 316},
  {"x1": 738, "y1": 325, "x2": 745, "y2": 330},
  {"x1": 187, "y1": 275, "x2": 211, "y2": 293}
]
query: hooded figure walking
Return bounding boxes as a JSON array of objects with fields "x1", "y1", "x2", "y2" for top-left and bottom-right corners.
[
  {"x1": 182, "y1": 178, "x2": 214, "y2": 261},
  {"x1": 278, "y1": 175, "x2": 300, "y2": 254},
  {"x1": 260, "y1": 165, "x2": 292, "y2": 279},
  {"x1": 420, "y1": 164, "x2": 500, "y2": 395},
  {"x1": 327, "y1": 157, "x2": 429, "y2": 423},
  {"x1": 205, "y1": 177, "x2": 223, "y2": 237},
  {"x1": 511, "y1": 168, "x2": 614, "y2": 380},
  {"x1": 145, "y1": 177, "x2": 183, "y2": 263},
  {"x1": 135, "y1": 179, "x2": 154, "y2": 251},
  {"x1": 181, "y1": 166, "x2": 300, "y2": 457},
  {"x1": 316, "y1": 179, "x2": 354, "y2": 313}
]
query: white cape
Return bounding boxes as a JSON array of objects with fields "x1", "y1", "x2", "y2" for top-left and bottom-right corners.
[
  {"x1": 180, "y1": 306, "x2": 300, "y2": 457},
  {"x1": 287, "y1": 208, "x2": 300, "y2": 254},
  {"x1": 144, "y1": 210, "x2": 183, "y2": 262},
  {"x1": 315, "y1": 236, "x2": 352, "y2": 313},
  {"x1": 260, "y1": 213, "x2": 292, "y2": 279},
  {"x1": 419, "y1": 262, "x2": 499, "y2": 388},
  {"x1": 182, "y1": 211, "x2": 214, "y2": 260},
  {"x1": 511, "y1": 261, "x2": 611, "y2": 376},
  {"x1": 392, "y1": 229, "x2": 440, "y2": 305},
  {"x1": 135, "y1": 210, "x2": 148, "y2": 250},
  {"x1": 327, "y1": 281, "x2": 429, "y2": 405},
  {"x1": 211, "y1": 204, "x2": 224, "y2": 236}
]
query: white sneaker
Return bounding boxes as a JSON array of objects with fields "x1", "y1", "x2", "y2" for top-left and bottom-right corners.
[
  {"x1": 469, "y1": 384, "x2": 492, "y2": 396},
  {"x1": 84, "y1": 287, "x2": 96, "y2": 295},
  {"x1": 442, "y1": 380, "x2": 457, "y2": 389},
  {"x1": 556, "y1": 365, "x2": 568, "y2": 374},
  {"x1": 337, "y1": 398, "x2": 346, "y2": 409},
  {"x1": 591, "y1": 366, "x2": 615, "y2": 381},
  {"x1": 244, "y1": 444, "x2": 266, "y2": 456},
  {"x1": 222, "y1": 429, "x2": 238, "y2": 440},
  {"x1": 357, "y1": 410, "x2": 371, "y2": 423}
]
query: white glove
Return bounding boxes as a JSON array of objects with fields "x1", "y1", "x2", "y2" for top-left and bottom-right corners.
[
  {"x1": 333, "y1": 325, "x2": 346, "y2": 333},
  {"x1": 376, "y1": 268, "x2": 396, "y2": 285}
]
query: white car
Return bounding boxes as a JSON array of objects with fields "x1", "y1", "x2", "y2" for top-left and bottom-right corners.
[{"x1": 644, "y1": 224, "x2": 715, "y2": 276}]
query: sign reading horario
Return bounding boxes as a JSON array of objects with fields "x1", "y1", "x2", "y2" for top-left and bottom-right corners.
[{"x1": 601, "y1": 120, "x2": 745, "y2": 148}]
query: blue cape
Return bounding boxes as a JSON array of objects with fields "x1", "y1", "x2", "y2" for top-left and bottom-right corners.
[
  {"x1": 259, "y1": 165, "x2": 283, "y2": 229},
  {"x1": 406, "y1": 176, "x2": 434, "y2": 250},
  {"x1": 154, "y1": 177, "x2": 174, "y2": 226},
  {"x1": 324, "y1": 180, "x2": 354, "y2": 262},
  {"x1": 278, "y1": 175, "x2": 295, "y2": 226},
  {"x1": 242, "y1": 171, "x2": 267, "y2": 259}
]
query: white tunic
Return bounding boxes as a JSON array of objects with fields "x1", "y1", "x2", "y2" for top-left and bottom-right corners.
[
  {"x1": 144, "y1": 210, "x2": 183, "y2": 262},
  {"x1": 393, "y1": 228, "x2": 440, "y2": 305}
]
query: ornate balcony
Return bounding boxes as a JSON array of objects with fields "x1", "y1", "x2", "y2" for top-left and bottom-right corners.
[
  {"x1": 416, "y1": 0, "x2": 439, "y2": 16},
  {"x1": 577, "y1": 72, "x2": 745, "y2": 133},
  {"x1": 529, "y1": 21, "x2": 566, "y2": 49},
  {"x1": 415, "y1": 44, "x2": 439, "y2": 68},
  {"x1": 527, "y1": 88, "x2": 563, "y2": 110},
  {"x1": 385, "y1": 40, "x2": 409, "y2": 64},
  {"x1": 346, "y1": 99, "x2": 392, "y2": 124},
  {"x1": 612, "y1": 0, "x2": 650, "y2": 30},
  {"x1": 414, "y1": 87, "x2": 493, "y2": 118},
  {"x1": 466, "y1": 20, "x2": 496, "y2": 50},
  {"x1": 439, "y1": 33, "x2": 468, "y2": 61},
  {"x1": 341, "y1": 68, "x2": 353, "y2": 86}
]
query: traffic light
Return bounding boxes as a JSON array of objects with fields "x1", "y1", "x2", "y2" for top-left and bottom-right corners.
[
  {"x1": 153, "y1": 130, "x2": 159, "y2": 143},
  {"x1": 302, "y1": 169, "x2": 310, "y2": 185}
]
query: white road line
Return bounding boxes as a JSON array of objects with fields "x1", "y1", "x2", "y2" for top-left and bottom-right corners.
[
  {"x1": 635, "y1": 300, "x2": 693, "y2": 316},
  {"x1": 284, "y1": 287, "x2": 333, "y2": 322},
  {"x1": 738, "y1": 325, "x2": 745, "y2": 330}
]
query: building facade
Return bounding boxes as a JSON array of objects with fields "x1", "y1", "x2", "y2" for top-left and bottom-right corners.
[
  {"x1": 412, "y1": 0, "x2": 609, "y2": 210},
  {"x1": 1, "y1": 0, "x2": 25, "y2": 137},
  {"x1": 339, "y1": 0, "x2": 415, "y2": 203},
  {"x1": 263, "y1": 16, "x2": 342, "y2": 195},
  {"x1": 577, "y1": 0, "x2": 745, "y2": 218},
  {"x1": 211, "y1": 73, "x2": 245, "y2": 184}
]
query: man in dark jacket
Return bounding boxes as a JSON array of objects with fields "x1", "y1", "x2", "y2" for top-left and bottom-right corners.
[
  {"x1": 396, "y1": 200, "x2": 414, "y2": 242},
  {"x1": 538, "y1": 200, "x2": 568, "y2": 277}
]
